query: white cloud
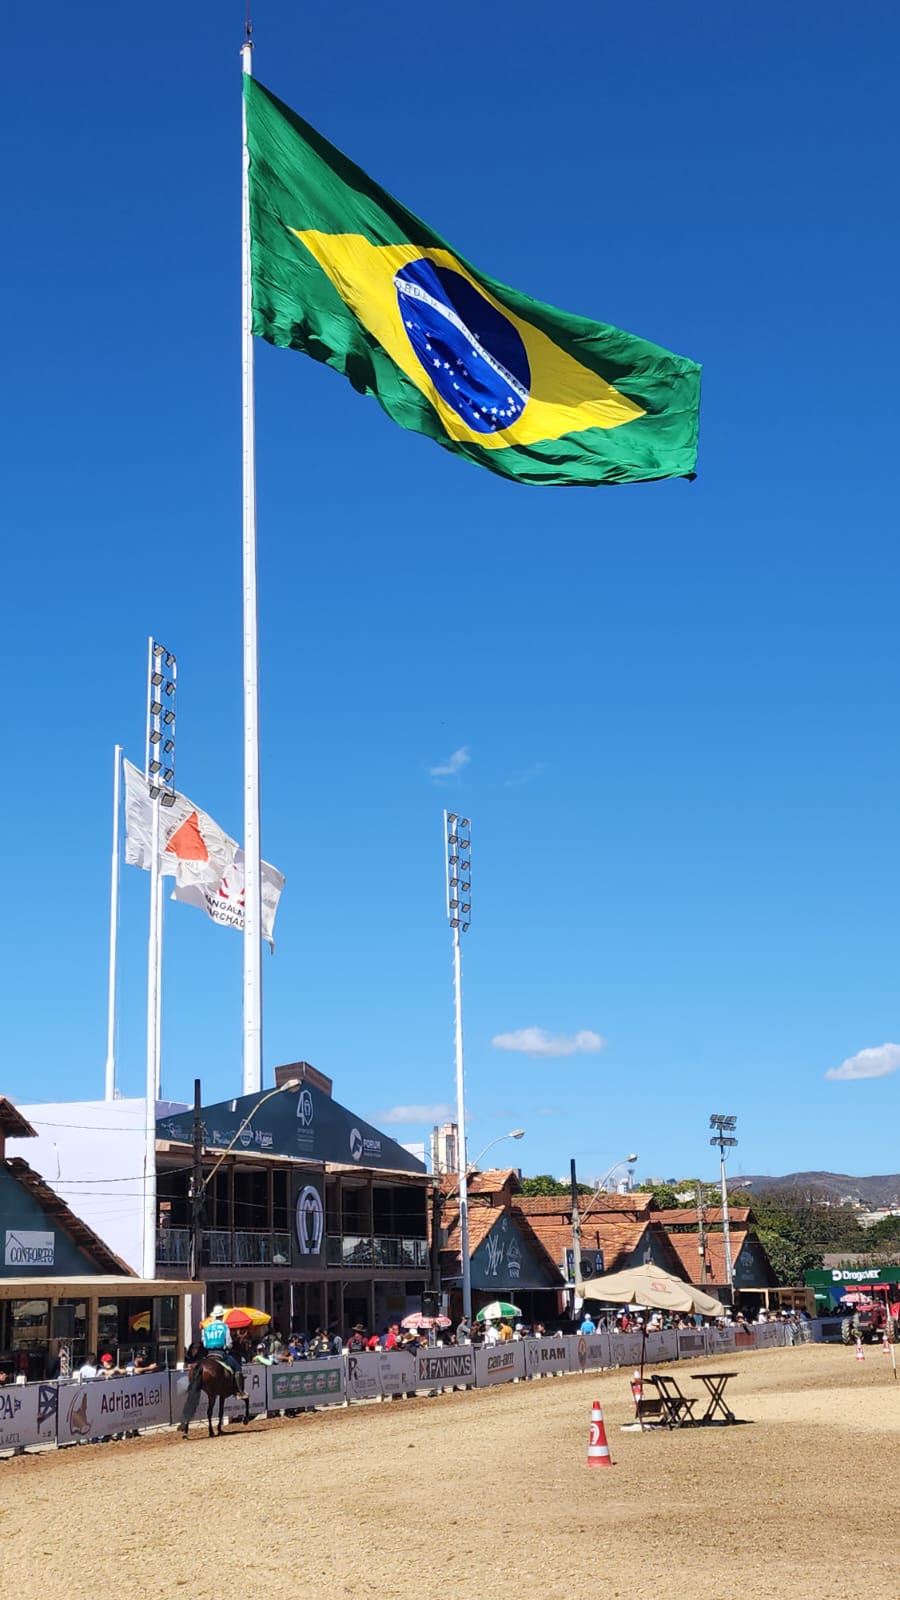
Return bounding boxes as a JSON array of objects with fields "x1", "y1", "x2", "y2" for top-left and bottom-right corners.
[
  {"x1": 429, "y1": 746, "x2": 470, "y2": 778},
  {"x1": 503, "y1": 762, "x2": 546, "y2": 788},
  {"x1": 491, "y1": 1027, "x2": 607, "y2": 1060},
  {"x1": 375, "y1": 1103, "x2": 454, "y2": 1124},
  {"x1": 825, "y1": 1043, "x2": 900, "y2": 1082}
]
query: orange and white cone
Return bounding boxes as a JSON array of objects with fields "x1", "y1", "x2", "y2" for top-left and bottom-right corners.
[
  {"x1": 855, "y1": 1338, "x2": 865, "y2": 1361},
  {"x1": 587, "y1": 1400, "x2": 613, "y2": 1468}
]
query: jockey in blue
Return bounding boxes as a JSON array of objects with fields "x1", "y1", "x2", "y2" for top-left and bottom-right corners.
[{"x1": 201, "y1": 1306, "x2": 244, "y2": 1394}]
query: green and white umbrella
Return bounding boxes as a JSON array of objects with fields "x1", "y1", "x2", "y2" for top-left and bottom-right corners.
[{"x1": 475, "y1": 1301, "x2": 522, "y2": 1322}]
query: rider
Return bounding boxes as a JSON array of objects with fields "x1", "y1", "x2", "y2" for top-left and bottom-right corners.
[{"x1": 201, "y1": 1305, "x2": 244, "y2": 1395}]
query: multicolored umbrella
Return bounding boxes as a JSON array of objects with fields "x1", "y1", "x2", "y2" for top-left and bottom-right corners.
[
  {"x1": 200, "y1": 1305, "x2": 271, "y2": 1330},
  {"x1": 401, "y1": 1312, "x2": 451, "y2": 1330},
  {"x1": 475, "y1": 1301, "x2": 521, "y2": 1322}
]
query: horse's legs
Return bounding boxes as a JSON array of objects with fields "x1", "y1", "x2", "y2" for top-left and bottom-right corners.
[
  {"x1": 217, "y1": 1395, "x2": 226, "y2": 1436},
  {"x1": 243, "y1": 1390, "x2": 250, "y2": 1426},
  {"x1": 207, "y1": 1392, "x2": 215, "y2": 1439}
]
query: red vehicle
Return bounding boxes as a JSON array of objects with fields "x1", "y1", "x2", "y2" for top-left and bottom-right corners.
[{"x1": 841, "y1": 1297, "x2": 888, "y2": 1344}]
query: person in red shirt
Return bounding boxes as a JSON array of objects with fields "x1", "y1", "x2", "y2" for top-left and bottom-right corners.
[{"x1": 383, "y1": 1324, "x2": 400, "y2": 1350}]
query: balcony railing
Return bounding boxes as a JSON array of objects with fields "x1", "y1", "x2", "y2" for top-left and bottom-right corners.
[
  {"x1": 155, "y1": 1228, "x2": 428, "y2": 1271},
  {"x1": 156, "y1": 1227, "x2": 190, "y2": 1266},
  {"x1": 326, "y1": 1234, "x2": 430, "y2": 1270},
  {"x1": 155, "y1": 1229, "x2": 291, "y2": 1269}
]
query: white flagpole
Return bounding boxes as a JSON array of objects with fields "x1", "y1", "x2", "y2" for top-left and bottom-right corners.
[
  {"x1": 143, "y1": 637, "x2": 161, "y2": 1278},
  {"x1": 104, "y1": 743, "x2": 123, "y2": 1101},
  {"x1": 241, "y1": 36, "x2": 263, "y2": 1097}
]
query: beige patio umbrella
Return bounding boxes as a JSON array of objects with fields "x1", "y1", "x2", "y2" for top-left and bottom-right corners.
[{"x1": 576, "y1": 1262, "x2": 725, "y2": 1318}]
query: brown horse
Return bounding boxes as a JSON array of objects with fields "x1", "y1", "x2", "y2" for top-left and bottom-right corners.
[{"x1": 179, "y1": 1354, "x2": 250, "y2": 1438}]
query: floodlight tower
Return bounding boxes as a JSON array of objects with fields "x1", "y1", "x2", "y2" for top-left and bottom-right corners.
[
  {"x1": 444, "y1": 811, "x2": 473, "y2": 1322},
  {"x1": 709, "y1": 1113, "x2": 738, "y2": 1296},
  {"x1": 142, "y1": 638, "x2": 176, "y2": 1279}
]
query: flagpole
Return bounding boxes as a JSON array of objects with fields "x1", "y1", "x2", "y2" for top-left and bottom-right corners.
[
  {"x1": 104, "y1": 743, "x2": 122, "y2": 1101},
  {"x1": 143, "y1": 636, "x2": 161, "y2": 1278},
  {"x1": 241, "y1": 34, "x2": 263, "y2": 1097}
]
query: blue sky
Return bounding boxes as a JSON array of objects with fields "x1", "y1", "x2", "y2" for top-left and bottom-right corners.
[{"x1": 4, "y1": 1, "x2": 900, "y2": 1183}]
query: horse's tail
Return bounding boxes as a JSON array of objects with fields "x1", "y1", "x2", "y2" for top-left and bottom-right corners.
[{"x1": 180, "y1": 1360, "x2": 204, "y2": 1429}]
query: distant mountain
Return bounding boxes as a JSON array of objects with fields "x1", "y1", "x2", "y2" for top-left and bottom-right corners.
[{"x1": 737, "y1": 1172, "x2": 900, "y2": 1208}]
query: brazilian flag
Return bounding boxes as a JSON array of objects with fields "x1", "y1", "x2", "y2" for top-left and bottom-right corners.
[{"x1": 245, "y1": 78, "x2": 701, "y2": 487}]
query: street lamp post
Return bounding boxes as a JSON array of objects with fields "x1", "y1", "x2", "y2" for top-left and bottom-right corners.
[
  {"x1": 710, "y1": 1113, "x2": 738, "y2": 1297},
  {"x1": 444, "y1": 811, "x2": 473, "y2": 1322},
  {"x1": 190, "y1": 1078, "x2": 301, "y2": 1282},
  {"x1": 571, "y1": 1153, "x2": 638, "y2": 1306}
]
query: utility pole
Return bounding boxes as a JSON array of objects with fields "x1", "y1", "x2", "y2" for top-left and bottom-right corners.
[
  {"x1": 696, "y1": 1180, "x2": 708, "y2": 1285},
  {"x1": 710, "y1": 1114, "x2": 738, "y2": 1299},
  {"x1": 191, "y1": 1078, "x2": 204, "y2": 1280},
  {"x1": 570, "y1": 1158, "x2": 584, "y2": 1318}
]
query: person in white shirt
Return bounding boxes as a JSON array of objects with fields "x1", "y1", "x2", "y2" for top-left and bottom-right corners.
[
  {"x1": 482, "y1": 1320, "x2": 500, "y2": 1346},
  {"x1": 77, "y1": 1353, "x2": 99, "y2": 1380}
]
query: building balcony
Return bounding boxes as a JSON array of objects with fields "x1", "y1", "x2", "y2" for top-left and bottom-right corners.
[
  {"x1": 325, "y1": 1234, "x2": 430, "y2": 1270},
  {"x1": 155, "y1": 1228, "x2": 291, "y2": 1269},
  {"x1": 155, "y1": 1228, "x2": 429, "y2": 1272}
]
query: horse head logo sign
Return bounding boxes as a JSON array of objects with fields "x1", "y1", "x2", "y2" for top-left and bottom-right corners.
[
  {"x1": 296, "y1": 1185, "x2": 324, "y2": 1256},
  {"x1": 67, "y1": 1389, "x2": 92, "y2": 1440},
  {"x1": 296, "y1": 1089, "x2": 314, "y2": 1129},
  {"x1": 349, "y1": 1127, "x2": 364, "y2": 1162}
]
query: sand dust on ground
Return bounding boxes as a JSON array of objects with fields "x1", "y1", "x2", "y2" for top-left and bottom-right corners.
[{"x1": 2, "y1": 1343, "x2": 899, "y2": 1599}]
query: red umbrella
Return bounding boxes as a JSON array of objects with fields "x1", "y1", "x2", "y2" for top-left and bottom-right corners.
[
  {"x1": 401, "y1": 1313, "x2": 451, "y2": 1330},
  {"x1": 201, "y1": 1305, "x2": 270, "y2": 1330}
]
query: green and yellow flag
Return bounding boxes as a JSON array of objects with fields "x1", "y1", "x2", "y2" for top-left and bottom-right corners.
[{"x1": 245, "y1": 78, "x2": 701, "y2": 487}]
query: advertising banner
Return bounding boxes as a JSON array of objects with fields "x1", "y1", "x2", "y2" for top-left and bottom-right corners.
[
  {"x1": 415, "y1": 1347, "x2": 476, "y2": 1389},
  {"x1": 708, "y1": 1327, "x2": 736, "y2": 1355},
  {"x1": 377, "y1": 1350, "x2": 417, "y2": 1397},
  {"x1": 524, "y1": 1337, "x2": 570, "y2": 1378},
  {"x1": 344, "y1": 1351, "x2": 382, "y2": 1401},
  {"x1": 569, "y1": 1332, "x2": 611, "y2": 1373},
  {"x1": 223, "y1": 1364, "x2": 268, "y2": 1421},
  {"x1": 266, "y1": 1359, "x2": 345, "y2": 1411},
  {"x1": 676, "y1": 1330, "x2": 709, "y2": 1358},
  {"x1": 475, "y1": 1343, "x2": 525, "y2": 1387},
  {"x1": 754, "y1": 1323, "x2": 786, "y2": 1349},
  {"x1": 58, "y1": 1373, "x2": 170, "y2": 1445},
  {"x1": 643, "y1": 1330, "x2": 679, "y2": 1365},
  {"x1": 607, "y1": 1332, "x2": 647, "y2": 1369},
  {"x1": 0, "y1": 1381, "x2": 58, "y2": 1451},
  {"x1": 169, "y1": 1364, "x2": 267, "y2": 1429}
]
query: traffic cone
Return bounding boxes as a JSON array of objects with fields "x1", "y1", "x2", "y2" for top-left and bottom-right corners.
[
  {"x1": 855, "y1": 1338, "x2": 865, "y2": 1361},
  {"x1": 587, "y1": 1400, "x2": 613, "y2": 1468}
]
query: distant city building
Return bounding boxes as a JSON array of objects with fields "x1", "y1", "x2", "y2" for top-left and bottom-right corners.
[{"x1": 431, "y1": 1121, "x2": 459, "y2": 1176}]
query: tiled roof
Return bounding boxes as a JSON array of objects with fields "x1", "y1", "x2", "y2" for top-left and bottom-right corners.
[
  {"x1": 514, "y1": 1192, "x2": 654, "y2": 1218},
  {"x1": 4, "y1": 1157, "x2": 135, "y2": 1276},
  {"x1": 666, "y1": 1229, "x2": 750, "y2": 1285},
  {"x1": 655, "y1": 1206, "x2": 752, "y2": 1228},
  {"x1": 527, "y1": 1218, "x2": 650, "y2": 1274},
  {"x1": 469, "y1": 1167, "x2": 521, "y2": 1194},
  {"x1": 0, "y1": 1097, "x2": 37, "y2": 1140},
  {"x1": 440, "y1": 1205, "x2": 506, "y2": 1259}
]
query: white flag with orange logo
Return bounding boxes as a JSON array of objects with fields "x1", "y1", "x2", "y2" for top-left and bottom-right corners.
[
  {"x1": 171, "y1": 850, "x2": 285, "y2": 952},
  {"x1": 123, "y1": 759, "x2": 237, "y2": 889}
]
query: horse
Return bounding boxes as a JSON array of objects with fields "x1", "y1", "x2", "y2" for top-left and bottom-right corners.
[{"x1": 179, "y1": 1353, "x2": 250, "y2": 1438}]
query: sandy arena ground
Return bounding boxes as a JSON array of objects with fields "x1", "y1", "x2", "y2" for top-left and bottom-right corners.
[{"x1": 3, "y1": 1342, "x2": 899, "y2": 1598}]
